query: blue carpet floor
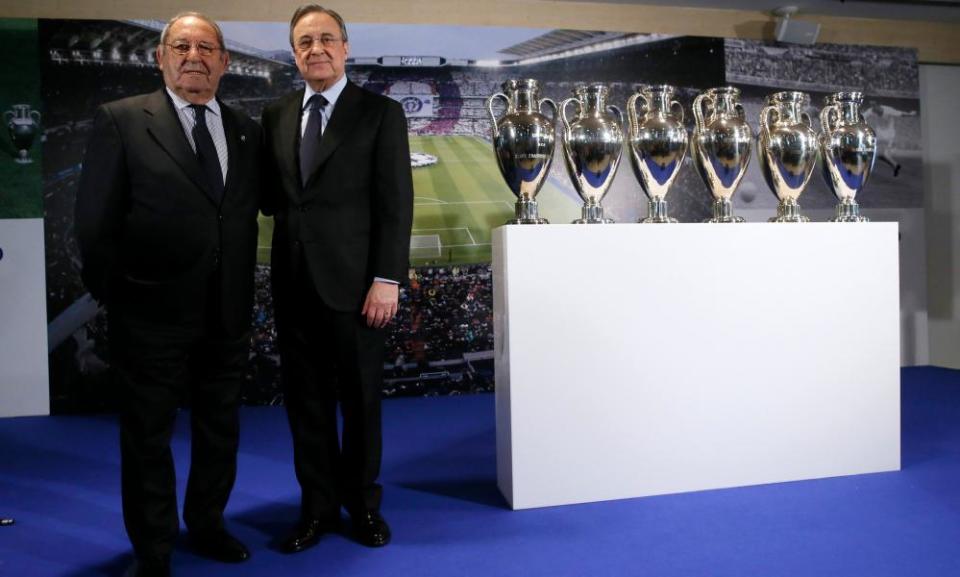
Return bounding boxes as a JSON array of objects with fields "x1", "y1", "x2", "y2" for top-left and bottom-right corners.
[{"x1": 1, "y1": 366, "x2": 959, "y2": 576}]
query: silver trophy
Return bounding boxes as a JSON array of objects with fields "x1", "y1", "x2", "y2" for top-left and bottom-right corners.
[
  {"x1": 560, "y1": 84, "x2": 623, "y2": 224},
  {"x1": 820, "y1": 92, "x2": 876, "y2": 222},
  {"x1": 4, "y1": 104, "x2": 41, "y2": 165},
  {"x1": 487, "y1": 79, "x2": 557, "y2": 224},
  {"x1": 627, "y1": 85, "x2": 687, "y2": 223},
  {"x1": 759, "y1": 91, "x2": 819, "y2": 223},
  {"x1": 692, "y1": 87, "x2": 751, "y2": 223}
]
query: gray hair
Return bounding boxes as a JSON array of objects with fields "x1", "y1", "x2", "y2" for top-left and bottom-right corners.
[
  {"x1": 289, "y1": 4, "x2": 349, "y2": 47},
  {"x1": 159, "y1": 11, "x2": 226, "y2": 50}
]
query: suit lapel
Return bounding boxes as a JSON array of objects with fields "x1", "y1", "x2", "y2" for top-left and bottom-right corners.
[
  {"x1": 278, "y1": 90, "x2": 304, "y2": 204},
  {"x1": 143, "y1": 89, "x2": 217, "y2": 205},
  {"x1": 301, "y1": 82, "x2": 363, "y2": 201}
]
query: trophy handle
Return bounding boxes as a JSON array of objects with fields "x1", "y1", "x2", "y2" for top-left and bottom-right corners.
[
  {"x1": 539, "y1": 98, "x2": 558, "y2": 125},
  {"x1": 2, "y1": 110, "x2": 12, "y2": 125},
  {"x1": 670, "y1": 100, "x2": 684, "y2": 124},
  {"x1": 819, "y1": 105, "x2": 838, "y2": 137},
  {"x1": 693, "y1": 93, "x2": 711, "y2": 133},
  {"x1": 560, "y1": 97, "x2": 579, "y2": 132},
  {"x1": 735, "y1": 102, "x2": 747, "y2": 121},
  {"x1": 486, "y1": 92, "x2": 508, "y2": 138},
  {"x1": 800, "y1": 111, "x2": 813, "y2": 129},
  {"x1": 30, "y1": 110, "x2": 41, "y2": 124},
  {"x1": 627, "y1": 93, "x2": 646, "y2": 139},
  {"x1": 759, "y1": 105, "x2": 778, "y2": 137},
  {"x1": 608, "y1": 104, "x2": 624, "y2": 130}
]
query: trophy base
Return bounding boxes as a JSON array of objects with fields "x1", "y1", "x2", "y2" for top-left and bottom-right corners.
[
  {"x1": 831, "y1": 199, "x2": 869, "y2": 222},
  {"x1": 769, "y1": 215, "x2": 810, "y2": 223},
  {"x1": 769, "y1": 200, "x2": 809, "y2": 223},
  {"x1": 506, "y1": 218, "x2": 550, "y2": 225},
  {"x1": 640, "y1": 216, "x2": 678, "y2": 224},
  {"x1": 506, "y1": 198, "x2": 548, "y2": 225},
  {"x1": 573, "y1": 218, "x2": 615, "y2": 224},
  {"x1": 703, "y1": 216, "x2": 745, "y2": 223},
  {"x1": 13, "y1": 157, "x2": 32, "y2": 165},
  {"x1": 704, "y1": 199, "x2": 743, "y2": 223},
  {"x1": 831, "y1": 216, "x2": 870, "y2": 223},
  {"x1": 573, "y1": 202, "x2": 613, "y2": 224},
  {"x1": 640, "y1": 198, "x2": 675, "y2": 223}
]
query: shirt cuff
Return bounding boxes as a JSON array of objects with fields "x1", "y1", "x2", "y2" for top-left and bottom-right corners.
[{"x1": 374, "y1": 277, "x2": 398, "y2": 285}]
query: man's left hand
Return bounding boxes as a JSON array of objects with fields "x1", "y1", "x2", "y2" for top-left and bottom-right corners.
[{"x1": 362, "y1": 281, "x2": 398, "y2": 329}]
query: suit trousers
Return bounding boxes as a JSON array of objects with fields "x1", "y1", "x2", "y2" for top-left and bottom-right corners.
[
  {"x1": 109, "y1": 286, "x2": 247, "y2": 559},
  {"x1": 278, "y1": 267, "x2": 385, "y2": 521}
]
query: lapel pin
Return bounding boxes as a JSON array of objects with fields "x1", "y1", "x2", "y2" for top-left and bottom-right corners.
[{"x1": 240, "y1": 134, "x2": 246, "y2": 143}]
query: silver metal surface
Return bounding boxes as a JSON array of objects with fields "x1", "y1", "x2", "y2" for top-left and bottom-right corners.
[
  {"x1": 820, "y1": 91, "x2": 877, "y2": 223},
  {"x1": 5, "y1": 104, "x2": 41, "y2": 165},
  {"x1": 692, "y1": 86, "x2": 751, "y2": 223},
  {"x1": 759, "y1": 91, "x2": 818, "y2": 223},
  {"x1": 627, "y1": 84, "x2": 687, "y2": 224},
  {"x1": 487, "y1": 79, "x2": 557, "y2": 225},
  {"x1": 560, "y1": 84, "x2": 624, "y2": 224}
]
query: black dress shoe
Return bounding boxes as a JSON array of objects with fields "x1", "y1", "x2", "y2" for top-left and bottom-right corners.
[
  {"x1": 281, "y1": 517, "x2": 340, "y2": 554},
  {"x1": 353, "y1": 511, "x2": 391, "y2": 547},
  {"x1": 124, "y1": 556, "x2": 170, "y2": 577},
  {"x1": 188, "y1": 529, "x2": 250, "y2": 563}
]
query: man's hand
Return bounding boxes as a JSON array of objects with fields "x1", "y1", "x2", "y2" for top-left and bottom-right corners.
[{"x1": 361, "y1": 281, "x2": 398, "y2": 329}]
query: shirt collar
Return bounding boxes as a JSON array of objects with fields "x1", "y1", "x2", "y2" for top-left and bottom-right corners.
[
  {"x1": 302, "y1": 74, "x2": 348, "y2": 112},
  {"x1": 165, "y1": 86, "x2": 221, "y2": 118}
]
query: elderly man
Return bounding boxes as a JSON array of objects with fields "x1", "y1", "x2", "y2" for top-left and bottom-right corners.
[
  {"x1": 75, "y1": 12, "x2": 261, "y2": 577},
  {"x1": 261, "y1": 4, "x2": 413, "y2": 552}
]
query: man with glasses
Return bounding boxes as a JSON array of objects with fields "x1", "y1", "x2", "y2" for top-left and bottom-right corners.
[
  {"x1": 75, "y1": 12, "x2": 261, "y2": 577},
  {"x1": 261, "y1": 4, "x2": 413, "y2": 552}
]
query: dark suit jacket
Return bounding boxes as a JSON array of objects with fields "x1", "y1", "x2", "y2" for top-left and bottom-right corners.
[
  {"x1": 76, "y1": 88, "x2": 261, "y2": 337},
  {"x1": 261, "y1": 81, "x2": 413, "y2": 313}
]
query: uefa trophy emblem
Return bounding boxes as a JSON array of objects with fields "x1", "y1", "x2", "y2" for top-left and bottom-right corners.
[
  {"x1": 820, "y1": 92, "x2": 876, "y2": 222},
  {"x1": 627, "y1": 84, "x2": 687, "y2": 223},
  {"x1": 692, "y1": 87, "x2": 751, "y2": 223},
  {"x1": 487, "y1": 79, "x2": 557, "y2": 224},
  {"x1": 4, "y1": 104, "x2": 42, "y2": 165},
  {"x1": 759, "y1": 91, "x2": 819, "y2": 223},
  {"x1": 560, "y1": 84, "x2": 623, "y2": 224}
]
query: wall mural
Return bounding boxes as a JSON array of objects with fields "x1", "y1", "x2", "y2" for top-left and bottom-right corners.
[{"x1": 10, "y1": 18, "x2": 919, "y2": 413}]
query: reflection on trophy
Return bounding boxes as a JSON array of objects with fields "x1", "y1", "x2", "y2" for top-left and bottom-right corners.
[
  {"x1": 487, "y1": 79, "x2": 557, "y2": 224},
  {"x1": 692, "y1": 87, "x2": 751, "y2": 223},
  {"x1": 627, "y1": 85, "x2": 687, "y2": 223},
  {"x1": 820, "y1": 92, "x2": 877, "y2": 222},
  {"x1": 560, "y1": 84, "x2": 623, "y2": 224},
  {"x1": 4, "y1": 104, "x2": 42, "y2": 165},
  {"x1": 759, "y1": 91, "x2": 819, "y2": 223}
]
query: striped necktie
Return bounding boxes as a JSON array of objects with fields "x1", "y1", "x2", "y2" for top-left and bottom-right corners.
[{"x1": 189, "y1": 104, "x2": 224, "y2": 203}]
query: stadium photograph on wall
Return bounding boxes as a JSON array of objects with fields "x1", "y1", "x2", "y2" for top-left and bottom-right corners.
[
  {"x1": 32, "y1": 18, "x2": 922, "y2": 412},
  {"x1": 0, "y1": 19, "x2": 42, "y2": 219}
]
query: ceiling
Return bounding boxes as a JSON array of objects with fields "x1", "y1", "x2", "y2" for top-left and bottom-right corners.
[{"x1": 562, "y1": 0, "x2": 960, "y2": 23}]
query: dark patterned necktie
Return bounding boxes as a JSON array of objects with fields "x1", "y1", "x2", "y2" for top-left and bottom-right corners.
[
  {"x1": 189, "y1": 104, "x2": 224, "y2": 203},
  {"x1": 299, "y1": 94, "x2": 328, "y2": 187}
]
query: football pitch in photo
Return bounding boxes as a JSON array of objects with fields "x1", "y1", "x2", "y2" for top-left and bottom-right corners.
[{"x1": 257, "y1": 135, "x2": 578, "y2": 266}]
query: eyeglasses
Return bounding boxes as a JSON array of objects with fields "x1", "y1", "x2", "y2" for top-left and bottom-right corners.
[
  {"x1": 164, "y1": 41, "x2": 221, "y2": 57},
  {"x1": 295, "y1": 35, "x2": 344, "y2": 52}
]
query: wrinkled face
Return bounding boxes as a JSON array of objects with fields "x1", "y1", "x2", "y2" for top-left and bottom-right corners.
[
  {"x1": 292, "y1": 11, "x2": 349, "y2": 92},
  {"x1": 156, "y1": 16, "x2": 229, "y2": 104}
]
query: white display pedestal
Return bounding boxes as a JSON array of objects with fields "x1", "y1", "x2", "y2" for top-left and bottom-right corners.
[{"x1": 493, "y1": 223, "x2": 900, "y2": 510}]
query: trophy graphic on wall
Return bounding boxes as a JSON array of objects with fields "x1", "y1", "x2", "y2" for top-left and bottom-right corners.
[
  {"x1": 5, "y1": 104, "x2": 41, "y2": 165},
  {"x1": 560, "y1": 84, "x2": 623, "y2": 224},
  {"x1": 627, "y1": 85, "x2": 687, "y2": 224},
  {"x1": 487, "y1": 79, "x2": 557, "y2": 225},
  {"x1": 820, "y1": 92, "x2": 877, "y2": 222},
  {"x1": 759, "y1": 91, "x2": 819, "y2": 223},
  {"x1": 692, "y1": 87, "x2": 751, "y2": 223}
]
